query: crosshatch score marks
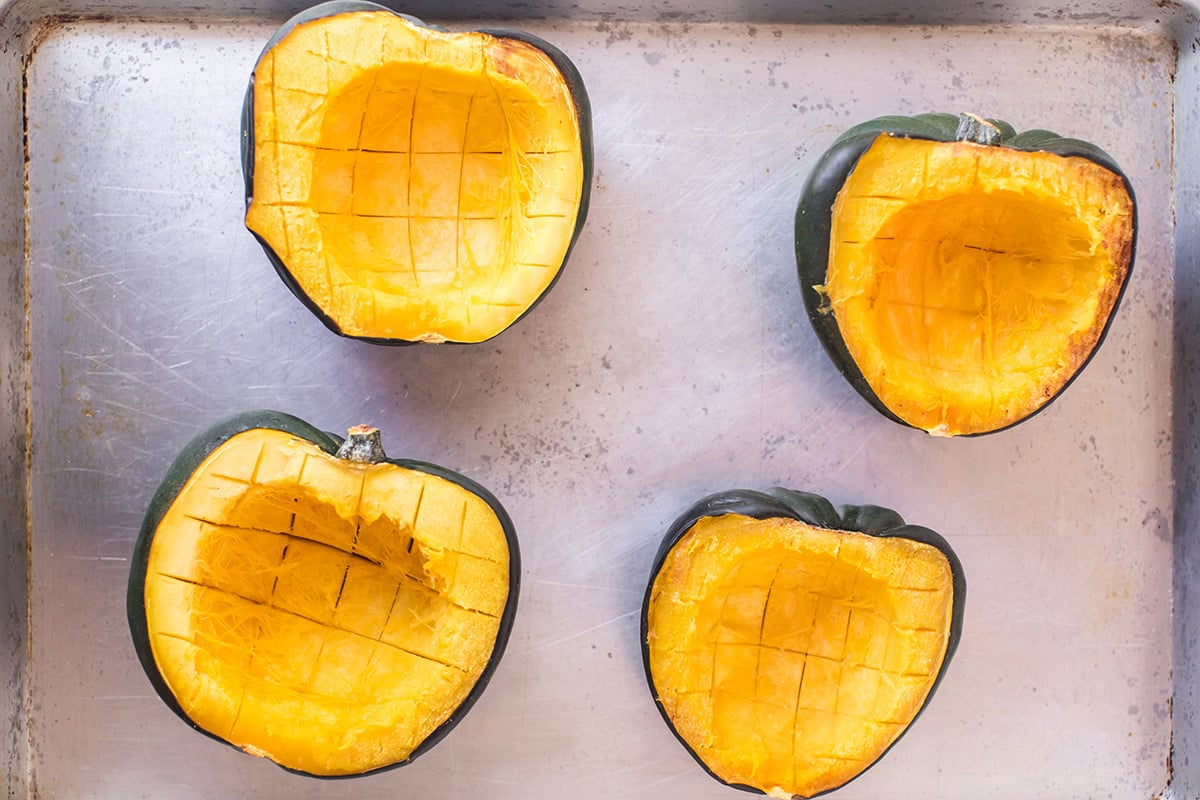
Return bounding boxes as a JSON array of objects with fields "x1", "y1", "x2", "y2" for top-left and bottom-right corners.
[
  {"x1": 244, "y1": 11, "x2": 585, "y2": 342},
  {"x1": 141, "y1": 428, "x2": 511, "y2": 773},
  {"x1": 647, "y1": 514, "x2": 954, "y2": 796},
  {"x1": 823, "y1": 135, "x2": 1133, "y2": 434}
]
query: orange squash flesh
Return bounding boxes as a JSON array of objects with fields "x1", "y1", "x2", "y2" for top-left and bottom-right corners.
[
  {"x1": 646, "y1": 513, "x2": 954, "y2": 798},
  {"x1": 142, "y1": 428, "x2": 510, "y2": 775},
  {"x1": 824, "y1": 134, "x2": 1134, "y2": 436},
  {"x1": 245, "y1": 11, "x2": 585, "y2": 342}
]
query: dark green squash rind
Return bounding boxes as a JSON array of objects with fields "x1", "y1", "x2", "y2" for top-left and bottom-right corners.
[
  {"x1": 640, "y1": 488, "x2": 966, "y2": 799},
  {"x1": 240, "y1": 0, "x2": 593, "y2": 346},
  {"x1": 794, "y1": 113, "x2": 1138, "y2": 436},
  {"x1": 126, "y1": 409, "x2": 521, "y2": 778}
]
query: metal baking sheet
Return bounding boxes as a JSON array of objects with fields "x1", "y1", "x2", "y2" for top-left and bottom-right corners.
[{"x1": 3, "y1": 1, "x2": 1198, "y2": 797}]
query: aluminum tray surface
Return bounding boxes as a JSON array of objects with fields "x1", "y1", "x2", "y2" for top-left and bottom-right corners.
[{"x1": 7, "y1": 5, "x2": 1183, "y2": 800}]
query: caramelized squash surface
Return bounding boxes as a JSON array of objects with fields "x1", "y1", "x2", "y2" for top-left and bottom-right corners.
[
  {"x1": 142, "y1": 427, "x2": 511, "y2": 775},
  {"x1": 245, "y1": 10, "x2": 585, "y2": 342}
]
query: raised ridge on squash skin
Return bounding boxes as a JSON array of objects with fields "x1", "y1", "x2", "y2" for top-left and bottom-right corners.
[
  {"x1": 244, "y1": 8, "x2": 585, "y2": 343},
  {"x1": 132, "y1": 420, "x2": 518, "y2": 777},
  {"x1": 646, "y1": 513, "x2": 954, "y2": 799}
]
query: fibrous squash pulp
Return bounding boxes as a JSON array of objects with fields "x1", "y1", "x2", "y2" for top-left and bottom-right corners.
[
  {"x1": 642, "y1": 489, "x2": 965, "y2": 798},
  {"x1": 796, "y1": 113, "x2": 1136, "y2": 436},
  {"x1": 243, "y1": 1, "x2": 591, "y2": 343},
  {"x1": 127, "y1": 411, "x2": 519, "y2": 776}
]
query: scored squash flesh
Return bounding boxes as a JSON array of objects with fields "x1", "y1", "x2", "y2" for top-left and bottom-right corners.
[
  {"x1": 245, "y1": 10, "x2": 585, "y2": 342},
  {"x1": 824, "y1": 134, "x2": 1134, "y2": 436},
  {"x1": 646, "y1": 513, "x2": 954, "y2": 799},
  {"x1": 141, "y1": 427, "x2": 511, "y2": 775}
]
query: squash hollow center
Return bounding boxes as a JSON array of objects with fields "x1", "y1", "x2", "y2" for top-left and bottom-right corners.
[
  {"x1": 160, "y1": 480, "x2": 459, "y2": 691},
  {"x1": 863, "y1": 191, "x2": 1102, "y2": 377},
  {"x1": 311, "y1": 60, "x2": 520, "y2": 293}
]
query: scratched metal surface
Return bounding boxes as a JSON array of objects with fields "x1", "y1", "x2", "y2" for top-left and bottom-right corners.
[{"x1": 10, "y1": 7, "x2": 1186, "y2": 800}]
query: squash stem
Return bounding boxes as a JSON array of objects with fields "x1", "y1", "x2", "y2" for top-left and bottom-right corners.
[
  {"x1": 955, "y1": 113, "x2": 1001, "y2": 145},
  {"x1": 336, "y1": 425, "x2": 388, "y2": 464}
]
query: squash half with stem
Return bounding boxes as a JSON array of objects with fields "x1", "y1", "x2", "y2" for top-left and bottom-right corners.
[
  {"x1": 127, "y1": 411, "x2": 519, "y2": 776},
  {"x1": 795, "y1": 113, "x2": 1136, "y2": 436},
  {"x1": 242, "y1": 1, "x2": 592, "y2": 344},
  {"x1": 642, "y1": 488, "x2": 965, "y2": 798}
]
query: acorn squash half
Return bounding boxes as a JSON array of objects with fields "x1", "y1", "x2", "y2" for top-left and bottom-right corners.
[
  {"x1": 795, "y1": 113, "x2": 1136, "y2": 436},
  {"x1": 642, "y1": 489, "x2": 965, "y2": 798},
  {"x1": 127, "y1": 411, "x2": 519, "y2": 776},
  {"x1": 242, "y1": 1, "x2": 592, "y2": 344}
]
